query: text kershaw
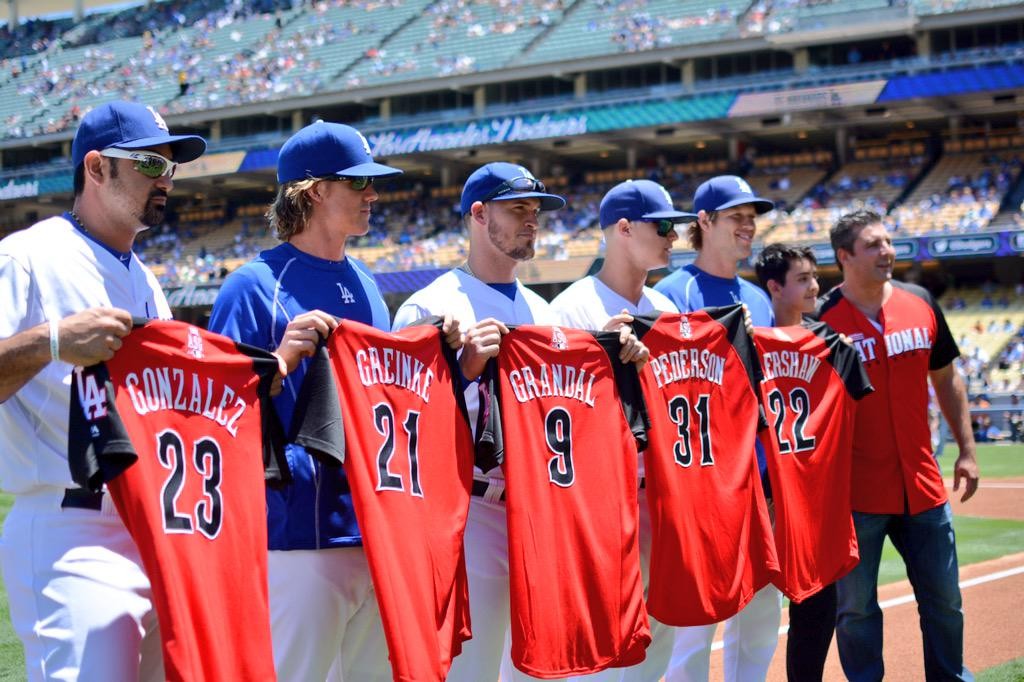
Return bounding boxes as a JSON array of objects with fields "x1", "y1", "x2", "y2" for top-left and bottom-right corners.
[{"x1": 760, "y1": 351, "x2": 822, "y2": 383}]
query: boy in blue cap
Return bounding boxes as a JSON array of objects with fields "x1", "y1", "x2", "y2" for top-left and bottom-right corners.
[
  {"x1": 655, "y1": 175, "x2": 782, "y2": 682},
  {"x1": 0, "y1": 100, "x2": 205, "y2": 681},
  {"x1": 209, "y1": 121, "x2": 414, "y2": 681}
]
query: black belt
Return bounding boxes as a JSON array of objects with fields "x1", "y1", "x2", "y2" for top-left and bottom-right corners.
[
  {"x1": 471, "y1": 480, "x2": 505, "y2": 501},
  {"x1": 61, "y1": 488, "x2": 104, "y2": 511},
  {"x1": 639, "y1": 477, "x2": 646, "y2": 489}
]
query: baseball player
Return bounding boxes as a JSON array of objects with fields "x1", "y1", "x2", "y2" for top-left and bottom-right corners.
[
  {"x1": 392, "y1": 162, "x2": 645, "y2": 682},
  {"x1": 653, "y1": 175, "x2": 782, "y2": 682},
  {"x1": 550, "y1": 178, "x2": 694, "y2": 681},
  {"x1": 818, "y1": 210, "x2": 979, "y2": 681},
  {"x1": 208, "y1": 121, "x2": 410, "y2": 681},
  {"x1": 0, "y1": 100, "x2": 206, "y2": 681}
]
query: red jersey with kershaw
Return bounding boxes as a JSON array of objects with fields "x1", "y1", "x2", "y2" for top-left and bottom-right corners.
[
  {"x1": 477, "y1": 325, "x2": 651, "y2": 679},
  {"x1": 817, "y1": 280, "x2": 959, "y2": 514},
  {"x1": 753, "y1": 323, "x2": 873, "y2": 602},
  {"x1": 293, "y1": 318, "x2": 474, "y2": 682},
  {"x1": 632, "y1": 305, "x2": 779, "y2": 626},
  {"x1": 68, "y1": 320, "x2": 286, "y2": 682}
]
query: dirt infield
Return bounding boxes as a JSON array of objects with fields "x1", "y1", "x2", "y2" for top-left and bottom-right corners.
[
  {"x1": 704, "y1": 477, "x2": 1024, "y2": 680},
  {"x1": 948, "y1": 477, "x2": 1024, "y2": 521}
]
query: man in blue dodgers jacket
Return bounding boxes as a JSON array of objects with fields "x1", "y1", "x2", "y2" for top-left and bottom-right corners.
[{"x1": 209, "y1": 121, "x2": 400, "y2": 681}]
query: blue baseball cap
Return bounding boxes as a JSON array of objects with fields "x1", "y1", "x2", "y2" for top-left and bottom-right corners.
[
  {"x1": 71, "y1": 101, "x2": 206, "y2": 169},
  {"x1": 460, "y1": 162, "x2": 566, "y2": 216},
  {"x1": 599, "y1": 179, "x2": 697, "y2": 228},
  {"x1": 277, "y1": 121, "x2": 402, "y2": 184},
  {"x1": 693, "y1": 175, "x2": 774, "y2": 215}
]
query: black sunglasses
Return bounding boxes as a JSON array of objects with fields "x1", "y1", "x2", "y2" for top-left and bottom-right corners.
[
  {"x1": 482, "y1": 176, "x2": 546, "y2": 202},
  {"x1": 652, "y1": 219, "x2": 678, "y2": 237},
  {"x1": 323, "y1": 176, "x2": 374, "y2": 191}
]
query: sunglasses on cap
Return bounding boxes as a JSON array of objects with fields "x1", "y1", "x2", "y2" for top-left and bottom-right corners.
[
  {"x1": 100, "y1": 148, "x2": 178, "y2": 179},
  {"x1": 482, "y1": 176, "x2": 546, "y2": 202}
]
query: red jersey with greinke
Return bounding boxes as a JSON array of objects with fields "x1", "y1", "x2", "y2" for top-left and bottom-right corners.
[
  {"x1": 293, "y1": 318, "x2": 474, "y2": 682},
  {"x1": 753, "y1": 323, "x2": 873, "y2": 602},
  {"x1": 632, "y1": 306, "x2": 779, "y2": 626},
  {"x1": 68, "y1": 320, "x2": 287, "y2": 682},
  {"x1": 477, "y1": 325, "x2": 651, "y2": 679}
]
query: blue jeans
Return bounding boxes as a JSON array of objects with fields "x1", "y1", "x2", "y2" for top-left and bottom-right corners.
[{"x1": 836, "y1": 502, "x2": 972, "y2": 682}]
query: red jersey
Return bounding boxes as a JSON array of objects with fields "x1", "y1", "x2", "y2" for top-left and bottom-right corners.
[
  {"x1": 477, "y1": 325, "x2": 651, "y2": 679},
  {"x1": 753, "y1": 323, "x2": 873, "y2": 602},
  {"x1": 632, "y1": 306, "x2": 779, "y2": 626},
  {"x1": 294, "y1": 318, "x2": 474, "y2": 682},
  {"x1": 68, "y1": 320, "x2": 284, "y2": 682},
  {"x1": 818, "y1": 281, "x2": 960, "y2": 514}
]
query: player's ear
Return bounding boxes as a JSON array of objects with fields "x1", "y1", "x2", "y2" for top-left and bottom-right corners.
[
  {"x1": 82, "y1": 150, "x2": 106, "y2": 187},
  {"x1": 469, "y1": 201, "x2": 487, "y2": 227},
  {"x1": 766, "y1": 279, "x2": 782, "y2": 297},
  {"x1": 697, "y1": 210, "x2": 712, "y2": 231},
  {"x1": 617, "y1": 218, "x2": 631, "y2": 237}
]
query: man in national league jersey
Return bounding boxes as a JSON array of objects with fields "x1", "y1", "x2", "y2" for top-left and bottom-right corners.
[{"x1": 818, "y1": 210, "x2": 979, "y2": 681}]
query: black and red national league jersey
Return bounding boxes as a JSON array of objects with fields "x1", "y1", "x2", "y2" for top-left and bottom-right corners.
[
  {"x1": 753, "y1": 323, "x2": 873, "y2": 602},
  {"x1": 477, "y1": 325, "x2": 651, "y2": 679},
  {"x1": 632, "y1": 305, "x2": 779, "y2": 626},
  {"x1": 293, "y1": 318, "x2": 474, "y2": 682},
  {"x1": 68, "y1": 320, "x2": 286, "y2": 682},
  {"x1": 818, "y1": 281, "x2": 959, "y2": 515}
]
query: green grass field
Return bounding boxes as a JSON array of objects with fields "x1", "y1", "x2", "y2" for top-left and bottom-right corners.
[{"x1": 0, "y1": 445, "x2": 1021, "y2": 679}]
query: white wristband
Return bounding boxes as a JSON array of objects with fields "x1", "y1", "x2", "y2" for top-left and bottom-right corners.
[{"x1": 49, "y1": 319, "x2": 60, "y2": 362}]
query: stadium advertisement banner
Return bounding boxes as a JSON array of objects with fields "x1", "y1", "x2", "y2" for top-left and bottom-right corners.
[
  {"x1": 0, "y1": 178, "x2": 39, "y2": 201},
  {"x1": 924, "y1": 234, "x2": 999, "y2": 258},
  {"x1": 1007, "y1": 231, "x2": 1024, "y2": 254},
  {"x1": 728, "y1": 81, "x2": 887, "y2": 118},
  {"x1": 367, "y1": 113, "x2": 589, "y2": 156},
  {"x1": 174, "y1": 151, "x2": 246, "y2": 180},
  {"x1": 165, "y1": 283, "x2": 222, "y2": 308}
]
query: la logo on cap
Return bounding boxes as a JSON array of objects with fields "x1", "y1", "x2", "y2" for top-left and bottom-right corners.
[
  {"x1": 517, "y1": 166, "x2": 536, "y2": 180},
  {"x1": 147, "y1": 106, "x2": 169, "y2": 132},
  {"x1": 734, "y1": 177, "x2": 753, "y2": 194},
  {"x1": 356, "y1": 130, "x2": 372, "y2": 156}
]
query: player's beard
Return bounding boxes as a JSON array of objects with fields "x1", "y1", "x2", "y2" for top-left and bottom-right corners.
[
  {"x1": 487, "y1": 217, "x2": 535, "y2": 261},
  {"x1": 140, "y1": 191, "x2": 168, "y2": 228}
]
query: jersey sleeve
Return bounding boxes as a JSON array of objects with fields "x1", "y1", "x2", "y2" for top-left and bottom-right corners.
[
  {"x1": 290, "y1": 345, "x2": 346, "y2": 467},
  {"x1": 474, "y1": 358, "x2": 504, "y2": 474},
  {"x1": 595, "y1": 331, "x2": 650, "y2": 452},
  {"x1": 0, "y1": 253, "x2": 36, "y2": 337},
  {"x1": 240, "y1": 342, "x2": 292, "y2": 486},
  {"x1": 67, "y1": 363, "x2": 138, "y2": 491},
  {"x1": 208, "y1": 268, "x2": 272, "y2": 347},
  {"x1": 392, "y1": 299, "x2": 434, "y2": 332},
  {"x1": 924, "y1": 290, "x2": 959, "y2": 370},
  {"x1": 808, "y1": 321, "x2": 875, "y2": 401},
  {"x1": 630, "y1": 311, "x2": 661, "y2": 342}
]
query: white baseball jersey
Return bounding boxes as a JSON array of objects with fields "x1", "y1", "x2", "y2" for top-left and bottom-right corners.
[
  {"x1": 0, "y1": 216, "x2": 170, "y2": 494},
  {"x1": 392, "y1": 268, "x2": 557, "y2": 480},
  {"x1": 550, "y1": 275, "x2": 678, "y2": 330}
]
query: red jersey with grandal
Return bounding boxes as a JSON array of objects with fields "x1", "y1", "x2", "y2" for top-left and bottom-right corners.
[
  {"x1": 477, "y1": 325, "x2": 651, "y2": 679},
  {"x1": 818, "y1": 281, "x2": 959, "y2": 514},
  {"x1": 753, "y1": 323, "x2": 873, "y2": 602},
  {"x1": 294, "y1": 319, "x2": 474, "y2": 682},
  {"x1": 69, "y1": 320, "x2": 284, "y2": 682},
  {"x1": 633, "y1": 306, "x2": 779, "y2": 626}
]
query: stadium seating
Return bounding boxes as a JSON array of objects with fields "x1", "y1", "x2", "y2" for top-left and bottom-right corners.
[{"x1": 523, "y1": 0, "x2": 746, "y2": 66}]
